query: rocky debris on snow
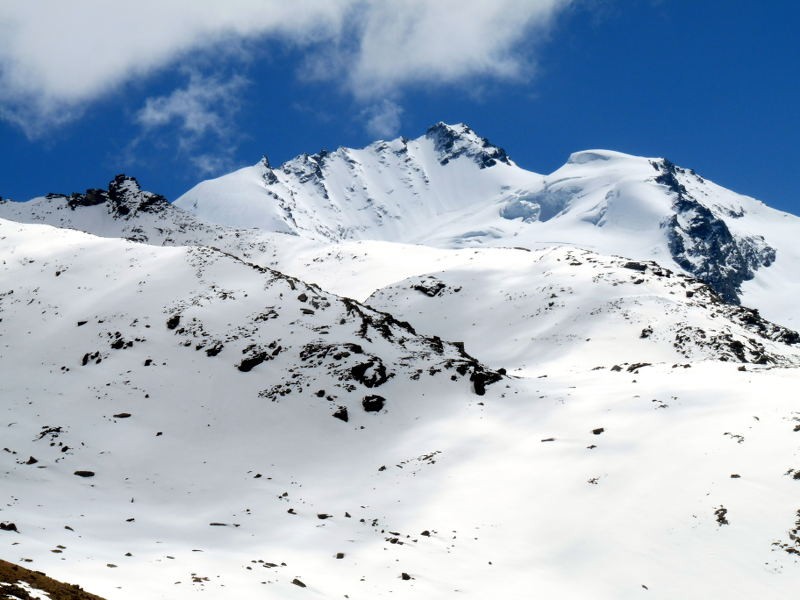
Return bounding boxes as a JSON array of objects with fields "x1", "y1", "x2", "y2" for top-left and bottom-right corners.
[
  {"x1": 772, "y1": 510, "x2": 800, "y2": 556},
  {"x1": 655, "y1": 159, "x2": 776, "y2": 303}
]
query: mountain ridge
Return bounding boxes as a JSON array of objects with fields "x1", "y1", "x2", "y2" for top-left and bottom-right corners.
[
  {"x1": 3, "y1": 125, "x2": 800, "y2": 598},
  {"x1": 2, "y1": 122, "x2": 799, "y2": 327}
]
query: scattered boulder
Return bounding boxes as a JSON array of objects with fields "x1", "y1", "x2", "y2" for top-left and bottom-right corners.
[
  {"x1": 349, "y1": 358, "x2": 389, "y2": 388},
  {"x1": 362, "y1": 395, "x2": 386, "y2": 413},
  {"x1": 73, "y1": 471, "x2": 95, "y2": 478},
  {"x1": 237, "y1": 352, "x2": 268, "y2": 372},
  {"x1": 623, "y1": 261, "x2": 648, "y2": 272},
  {"x1": 470, "y1": 368, "x2": 503, "y2": 396},
  {"x1": 332, "y1": 406, "x2": 349, "y2": 422}
]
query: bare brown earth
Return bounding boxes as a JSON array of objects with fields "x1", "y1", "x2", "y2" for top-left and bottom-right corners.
[{"x1": 0, "y1": 559, "x2": 106, "y2": 600}]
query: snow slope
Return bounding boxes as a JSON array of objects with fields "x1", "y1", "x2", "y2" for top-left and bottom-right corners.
[
  {"x1": 3, "y1": 124, "x2": 800, "y2": 598},
  {"x1": 365, "y1": 246, "x2": 800, "y2": 373},
  {"x1": 172, "y1": 124, "x2": 800, "y2": 326},
  {"x1": 2, "y1": 217, "x2": 800, "y2": 599}
]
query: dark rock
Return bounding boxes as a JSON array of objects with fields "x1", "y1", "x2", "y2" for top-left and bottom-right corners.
[
  {"x1": 166, "y1": 315, "x2": 181, "y2": 330},
  {"x1": 592, "y1": 428, "x2": 605, "y2": 435},
  {"x1": 401, "y1": 572, "x2": 412, "y2": 581},
  {"x1": 425, "y1": 122, "x2": 511, "y2": 169},
  {"x1": 412, "y1": 279, "x2": 447, "y2": 297},
  {"x1": 113, "y1": 413, "x2": 131, "y2": 419},
  {"x1": 655, "y1": 159, "x2": 776, "y2": 303},
  {"x1": 0, "y1": 522, "x2": 18, "y2": 532},
  {"x1": 470, "y1": 368, "x2": 503, "y2": 396},
  {"x1": 205, "y1": 342, "x2": 224, "y2": 357},
  {"x1": 623, "y1": 261, "x2": 648, "y2": 272},
  {"x1": 73, "y1": 471, "x2": 95, "y2": 478},
  {"x1": 362, "y1": 395, "x2": 386, "y2": 412},
  {"x1": 237, "y1": 352, "x2": 268, "y2": 372},
  {"x1": 332, "y1": 406, "x2": 349, "y2": 422},
  {"x1": 350, "y1": 358, "x2": 389, "y2": 388},
  {"x1": 291, "y1": 578, "x2": 306, "y2": 588}
]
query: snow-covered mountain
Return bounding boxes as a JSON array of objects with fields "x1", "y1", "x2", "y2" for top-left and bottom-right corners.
[
  {"x1": 173, "y1": 123, "x2": 800, "y2": 325},
  {"x1": 2, "y1": 215, "x2": 800, "y2": 599},
  {"x1": 365, "y1": 246, "x2": 800, "y2": 372},
  {"x1": 3, "y1": 124, "x2": 800, "y2": 599}
]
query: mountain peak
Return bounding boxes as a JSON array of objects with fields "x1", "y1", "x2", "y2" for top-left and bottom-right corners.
[
  {"x1": 41, "y1": 174, "x2": 170, "y2": 218},
  {"x1": 424, "y1": 122, "x2": 512, "y2": 168}
]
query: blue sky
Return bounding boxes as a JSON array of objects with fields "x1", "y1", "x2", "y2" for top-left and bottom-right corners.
[{"x1": 1, "y1": 1, "x2": 798, "y2": 215}]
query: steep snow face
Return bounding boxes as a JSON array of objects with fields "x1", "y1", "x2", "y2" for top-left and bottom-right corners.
[
  {"x1": 174, "y1": 123, "x2": 545, "y2": 241},
  {"x1": 3, "y1": 218, "x2": 800, "y2": 599}
]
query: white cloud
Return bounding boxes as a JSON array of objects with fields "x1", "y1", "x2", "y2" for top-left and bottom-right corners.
[
  {"x1": 136, "y1": 71, "x2": 247, "y2": 138},
  {"x1": 130, "y1": 71, "x2": 246, "y2": 176},
  {"x1": 190, "y1": 152, "x2": 238, "y2": 177},
  {"x1": 0, "y1": 0, "x2": 347, "y2": 136},
  {"x1": 364, "y1": 100, "x2": 404, "y2": 139},
  {"x1": 344, "y1": 0, "x2": 570, "y2": 98},
  {"x1": 0, "y1": 1, "x2": 571, "y2": 135}
]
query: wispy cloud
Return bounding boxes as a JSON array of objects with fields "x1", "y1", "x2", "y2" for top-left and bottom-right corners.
[
  {"x1": 130, "y1": 71, "x2": 248, "y2": 176},
  {"x1": 136, "y1": 71, "x2": 247, "y2": 139},
  {"x1": 364, "y1": 100, "x2": 404, "y2": 139},
  {"x1": 0, "y1": 1, "x2": 572, "y2": 137}
]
